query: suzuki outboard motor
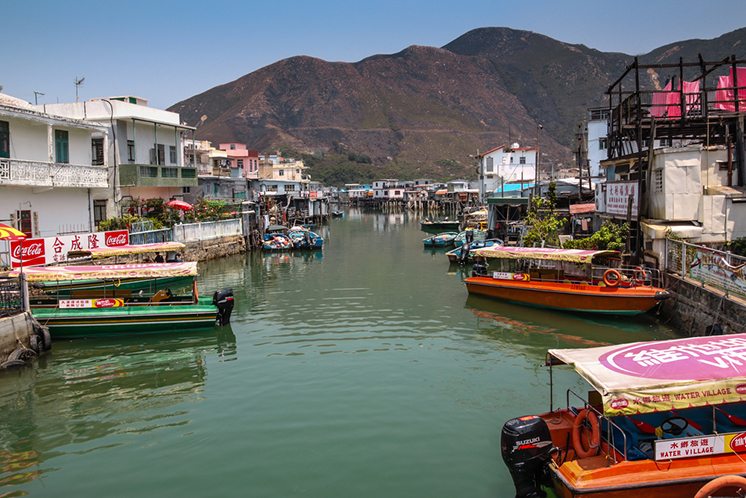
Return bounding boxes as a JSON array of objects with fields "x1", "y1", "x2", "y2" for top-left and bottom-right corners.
[
  {"x1": 471, "y1": 260, "x2": 488, "y2": 277},
  {"x1": 213, "y1": 289, "x2": 235, "y2": 326},
  {"x1": 501, "y1": 415, "x2": 554, "y2": 498}
]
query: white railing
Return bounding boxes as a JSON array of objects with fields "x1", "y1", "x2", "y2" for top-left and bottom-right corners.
[
  {"x1": 0, "y1": 159, "x2": 108, "y2": 188},
  {"x1": 665, "y1": 238, "x2": 746, "y2": 299},
  {"x1": 172, "y1": 219, "x2": 242, "y2": 242}
]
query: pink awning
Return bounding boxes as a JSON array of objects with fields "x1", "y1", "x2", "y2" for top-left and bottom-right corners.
[{"x1": 569, "y1": 203, "x2": 596, "y2": 215}]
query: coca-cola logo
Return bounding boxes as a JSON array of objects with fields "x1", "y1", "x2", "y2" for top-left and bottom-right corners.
[
  {"x1": 12, "y1": 242, "x2": 43, "y2": 259},
  {"x1": 730, "y1": 432, "x2": 746, "y2": 453},
  {"x1": 105, "y1": 232, "x2": 128, "y2": 246},
  {"x1": 609, "y1": 398, "x2": 629, "y2": 410},
  {"x1": 95, "y1": 299, "x2": 116, "y2": 308}
]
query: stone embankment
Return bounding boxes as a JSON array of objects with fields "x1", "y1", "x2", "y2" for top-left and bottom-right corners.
[
  {"x1": 659, "y1": 274, "x2": 746, "y2": 336},
  {"x1": 182, "y1": 235, "x2": 246, "y2": 262}
]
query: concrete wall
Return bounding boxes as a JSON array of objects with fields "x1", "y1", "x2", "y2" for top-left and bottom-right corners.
[
  {"x1": 182, "y1": 234, "x2": 246, "y2": 262},
  {"x1": 0, "y1": 186, "x2": 93, "y2": 236},
  {"x1": 660, "y1": 273, "x2": 746, "y2": 337},
  {"x1": 4, "y1": 116, "x2": 94, "y2": 165},
  {"x1": 0, "y1": 312, "x2": 34, "y2": 363}
]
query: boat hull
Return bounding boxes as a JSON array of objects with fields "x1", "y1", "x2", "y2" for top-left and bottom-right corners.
[
  {"x1": 32, "y1": 304, "x2": 219, "y2": 338},
  {"x1": 464, "y1": 277, "x2": 666, "y2": 315}
]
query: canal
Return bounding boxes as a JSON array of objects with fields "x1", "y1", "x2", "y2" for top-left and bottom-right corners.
[{"x1": 0, "y1": 211, "x2": 676, "y2": 497}]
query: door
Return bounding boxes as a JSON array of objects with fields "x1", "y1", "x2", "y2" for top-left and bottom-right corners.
[{"x1": 55, "y1": 129, "x2": 69, "y2": 163}]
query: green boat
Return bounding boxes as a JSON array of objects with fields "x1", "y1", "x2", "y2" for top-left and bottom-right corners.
[{"x1": 17, "y1": 262, "x2": 234, "y2": 338}]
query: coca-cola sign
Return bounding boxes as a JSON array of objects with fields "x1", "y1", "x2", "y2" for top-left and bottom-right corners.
[
  {"x1": 104, "y1": 230, "x2": 129, "y2": 247},
  {"x1": 10, "y1": 238, "x2": 46, "y2": 267}
]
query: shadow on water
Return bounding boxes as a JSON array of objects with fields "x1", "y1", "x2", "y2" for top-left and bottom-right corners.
[
  {"x1": 0, "y1": 328, "x2": 235, "y2": 492},
  {"x1": 464, "y1": 294, "x2": 676, "y2": 350}
]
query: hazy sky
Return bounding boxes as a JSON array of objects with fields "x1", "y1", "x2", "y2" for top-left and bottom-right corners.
[{"x1": 3, "y1": 0, "x2": 744, "y2": 109}]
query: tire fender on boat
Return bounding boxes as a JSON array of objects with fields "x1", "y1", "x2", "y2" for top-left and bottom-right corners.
[
  {"x1": 694, "y1": 475, "x2": 746, "y2": 498},
  {"x1": 572, "y1": 408, "x2": 600, "y2": 458},
  {"x1": 602, "y1": 269, "x2": 622, "y2": 287}
]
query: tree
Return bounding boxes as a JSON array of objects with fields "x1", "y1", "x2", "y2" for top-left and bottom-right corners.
[{"x1": 523, "y1": 182, "x2": 566, "y2": 247}]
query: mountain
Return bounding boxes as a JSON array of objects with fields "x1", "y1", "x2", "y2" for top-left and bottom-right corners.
[{"x1": 169, "y1": 27, "x2": 746, "y2": 183}]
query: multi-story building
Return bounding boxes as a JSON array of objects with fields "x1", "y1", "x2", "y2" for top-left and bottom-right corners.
[
  {"x1": 38, "y1": 96, "x2": 196, "y2": 216},
  {"x1": 0, "y1": 93, "x2": 109, "y2": 236},
  {"x1": 478, "y1": 143, "x2": 537, "y2": 197},
  {"x1": 257, "y1": 155, "x2": 310, "y2": 184},
  {"x1": 219, "y1": 143, "x2": 259, "y2": 182}
]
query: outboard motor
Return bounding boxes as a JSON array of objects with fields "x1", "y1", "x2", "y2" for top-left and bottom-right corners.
[
  {"x1": 501, "y1": 415, "x2": 554, "y2": 498},
  {"x1": 213, "y1": 289, "x2": 235, "y2": 326}
]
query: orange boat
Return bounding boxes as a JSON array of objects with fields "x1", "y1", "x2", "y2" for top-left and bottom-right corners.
[
  {"x1": 501, "y1": 334, "x2": 746, "y2": 498},
  {"x1": 464, "y1": 247, "x2": 669, "y2": 315}
]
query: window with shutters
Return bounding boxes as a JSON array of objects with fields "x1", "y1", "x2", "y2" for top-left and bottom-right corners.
[
  {"x1": 55, "y1": 130, "x2": 69, "y2": 163},
  {"x1": 92, "y1": 138, "x2": 104, "y2": 165},
  {"x1": 0, "y1": 121, "x2": 9, "y2": 158}
]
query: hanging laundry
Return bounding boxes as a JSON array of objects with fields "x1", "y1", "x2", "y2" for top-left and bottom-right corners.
[
  {"x1": 682, "y1": 80, "x2": 700, "y2": 115},
  {"x1": 650, "y1": 80, "x2": 672, "y2": 118},
  {"x1": 715, "y1": 75, "x2": 735, "y2": 111}
]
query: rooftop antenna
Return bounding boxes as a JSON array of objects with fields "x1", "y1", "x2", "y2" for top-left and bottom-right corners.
[
  {"x1": 74, "y1": 76, "x2": 85, "y2": 103},
  {"x1": 33, "y1": 91, "x2": 45, "y2": 105}
]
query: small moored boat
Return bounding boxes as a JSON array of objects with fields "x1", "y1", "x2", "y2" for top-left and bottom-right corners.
[
  {"x1": 502, "y1": 334, "x2": 746, "y2": 498},
  {"x1": 453, "y1": 229, "x2": 487, "y2": 248},
  {"x1": 420, "y1": 218, "x2": 461, "y2": 232},
  {"x1": 446, "y1": 239, "x2": 503, "y2": 263},
  {"x1": 19, "y1": 263, "x2": 234, "y2": 338},
  {"x1": 465, "y1": 247, "x2": 669, "y2": 315},
  {"x1": 423, "y1": 232, "x2": 458, "y2": 247},
  {"x1": 288, "y1": 227, "x2": 324, "y2": 250}
]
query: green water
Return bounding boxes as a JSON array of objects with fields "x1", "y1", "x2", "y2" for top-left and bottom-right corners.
[{"x1": 0, "y1": 212, "x2": 676, "y2": 497}]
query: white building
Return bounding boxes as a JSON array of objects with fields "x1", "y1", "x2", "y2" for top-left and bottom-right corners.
[
  {"x1": 0, "y1": 93, "x2": 109, "y2": 237},
  {"x1": 38, "y1": 96, "x2": 196, "y2": 217},
  {"x1": 479, "y1": 144, "x2": 537, "y2": 196},
  {"x1": 586, "y1": 108, "x2": 610, "y2": 179}
]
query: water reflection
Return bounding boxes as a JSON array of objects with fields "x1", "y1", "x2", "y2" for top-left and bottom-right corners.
[{"x1": 0, "y1": 330, "x2": 234, "y2": 493}]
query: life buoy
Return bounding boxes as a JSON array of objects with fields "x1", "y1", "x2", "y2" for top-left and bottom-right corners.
[
  {"x1": 603, "y1": 269, "x2": 622, "y2": 287},
  {"x1": 632, "y1": 266, "x2": 650, "y2": 285},
  {"x1": 694, "y1": 475, "x2": 746, "y2": 498},
  {"x1": 572, "y1": 408, "x2": 601, "y2": 458}
]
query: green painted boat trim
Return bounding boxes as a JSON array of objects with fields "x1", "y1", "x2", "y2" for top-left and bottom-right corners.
[{"x1": 32, "y1": 302, "x2": 219, "y2": 338}]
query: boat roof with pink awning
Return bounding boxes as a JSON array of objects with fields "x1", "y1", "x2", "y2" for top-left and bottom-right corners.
[
  {"x1": 472, "y1": 246, "x2": 619, "y2": 264},
  {"x1": 548, "y1": 334, "x2": 746, "y2": 416}
]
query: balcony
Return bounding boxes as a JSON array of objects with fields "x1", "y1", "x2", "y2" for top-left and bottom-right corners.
[
  {"x1": 119, "y1": 163, "x2": 198, "y2": 188},
  {"x1": 0, "y1": 158, "x2": 108, "y2": 188}
]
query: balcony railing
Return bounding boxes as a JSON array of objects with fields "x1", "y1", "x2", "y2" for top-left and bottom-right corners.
[
  {"x1": 0, "y1": 158, "x2": 108, "y2": 188},
  {"x1": 119, "y1": 163, "x2": 198, "y2": 188}
]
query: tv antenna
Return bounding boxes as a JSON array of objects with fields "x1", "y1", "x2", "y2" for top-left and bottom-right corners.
[
  {"x1": 33, "y1": 91, "x2": 45, "y2": 105},
  {"x1": 74, "y1": 76, "x2": 85, "y2": 102}
]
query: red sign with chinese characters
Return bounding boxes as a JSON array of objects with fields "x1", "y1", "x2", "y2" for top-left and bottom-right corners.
[{"x1": 9, "y1": 230, "x2": 131, "y2": 268}]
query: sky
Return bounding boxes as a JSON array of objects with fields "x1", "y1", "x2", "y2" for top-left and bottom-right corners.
[{"x1": 3, "y1": 0, "x2": 744, "y2": 109}]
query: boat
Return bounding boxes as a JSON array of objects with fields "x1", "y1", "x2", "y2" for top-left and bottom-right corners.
[
  {"x1": 39, "y1": 241, "x2": 192, "y2": 296},
  {"x1": 262, "y1": 233, "x2": 293, "y2": 251},
  {"x1": 288, "y1": 226, "x2": 324, "y2": 250},
  {"x1": 453, "y1": 229, "x2": 487, "y2": 248},
  {"x1": 331, "y1": 210, "x2": 344, "y2": 218},
  {"x1": 501, "y1": 334, "x2": 746, "y2": 498},
  {"x1": 420, "y1": 219, "x2": 461, "y2": 232},
  {"x1": 446, "y1": 239, "x2": 504, "y2": 263},
  {"x1": 465, "y1": 247, "x2": 669, "y2": 315},
  {"x1": 17, "y1": 263, "x2": 234, "y2": 338},
  {"x1": 423, "y1": 232, "x2": 458, "y2": 247}
]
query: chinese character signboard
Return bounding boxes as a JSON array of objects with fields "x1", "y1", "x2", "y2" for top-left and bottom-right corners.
[
  {"x1": 9, "y1": 230, "x2": 129, "y2": 268},
  {"x1": 604, "y1": 181, "x2": 638, "y2": 217},
  {"x1": 655, "y1": 432, "x2": 746, "y2": 461}
]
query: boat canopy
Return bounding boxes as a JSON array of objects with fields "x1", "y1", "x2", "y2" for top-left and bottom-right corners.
[
  {"x1": 472, "y1": 246, "x2": 619, "y2": 264},
  {"x1": 548, "y1": 334, "x2": 746, "y2": 416},
  {"x1": 14, "y1": 262, "x2": 198, "y2": 281},
  {"x1": 80, "y1": 241, "x2": 186, "y2": 259}
]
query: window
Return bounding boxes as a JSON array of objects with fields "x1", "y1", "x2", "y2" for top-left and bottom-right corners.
[
  {"x1": 92, "y1": 138, "x2": 104, "y2": 165},
  {"x1": 182, "y1": 187, "x2": 191, "y2": 193},
  {"x1": 157, "y1": 144, "x2": 165, "y2": 165},
  {"x1": 268, "y1": 185, "x2": 278, "y2": 192},
  {"x1": 127, "y1": 140, "x2": 135, "y2": 162},
  {"x1": 510, "y1": 156, "x2": 514, "y2": 163},
  {"x1": 519, "y1": 156, "x2": 526, "y2": 165},
  {"x1": 0, "y1": 121, "x2": 9, "y2": 158},
  {"x1": 486, "y1": 157, "x2": 494, "y2": 173},
  {"x1": 16, "y1": 210, "x2": 32, "y2": 237},
  {"x1": 599, "y1": 137, "x2": 608, "y2": 150},
  {"x1": 55, "y1": 130, "x2": 69, "y2": 163},
  {"x1": 230, "y1": 144, "x2": 236, "y2": 150},
  {"x1": 169, "y1": 145, "x2": 177, "y2": 164},
  {"x1": 93, "y1": 200, "x2": 107, "y2": 227},
  {"x1": 279, "y1": 169, "x2": 284, "y2": 176},
  {"x1": 285, "y1": 184, "x2": 295, "y2": 192},
  {"x1": 237, "y1": 159, "x2": 243, "y2": 168},
  {"x1": 654, "y1": 170, "x2": 663, "y2": 192}
]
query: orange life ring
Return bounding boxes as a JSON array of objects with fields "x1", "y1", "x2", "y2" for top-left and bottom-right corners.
[
  {"x1": 603, "y1": 269, "x2": 622, "y2": 287},
  {"x1": 572, "y1": 408, "x2": 601, "y2": 458},
  {"x1": 694, "y1": 475, "x2": 746, "y2": 498},
  {"x1": 633, "y1": 266, "x2": 650, "y2": 285}
]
